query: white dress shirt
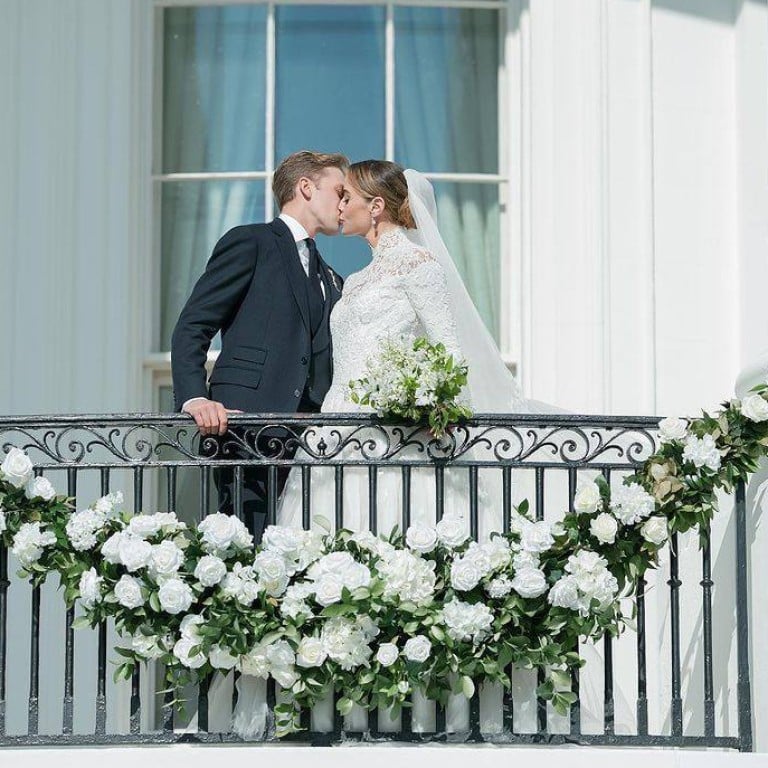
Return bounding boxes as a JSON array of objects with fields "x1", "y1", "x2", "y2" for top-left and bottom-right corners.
[
  {"x1": 182, "y1": 213, "x2": 325, "y2": 412},
  {"x1": 278, "y1": 213, "x2": 326, "y2": 299}
]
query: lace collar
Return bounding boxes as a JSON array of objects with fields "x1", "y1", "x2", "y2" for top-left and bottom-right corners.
[{"x1": 371, "y1": 226, "x2": 408, "y2": 258}]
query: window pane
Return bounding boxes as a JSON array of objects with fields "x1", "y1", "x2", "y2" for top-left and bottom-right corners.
[
  {"x1": 162, "y1": 6, "x2": 267, "y2": 173},
  {"x1": 275, "y1": 6, "x2": 385, "y2": 162},
  {"x1": 160, "y1": 180, "x2": 266, "y2": 351},
  {"x1": 431, "y1": 182, "x2": 501, "y2": 340},
  {"x1": 395, "y1": 8, "x2": 499, "y2": 174}
]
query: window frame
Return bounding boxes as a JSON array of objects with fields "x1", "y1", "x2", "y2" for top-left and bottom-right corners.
[{"x1": 145, "y1": 0, "x2": 514, "y2": 402}]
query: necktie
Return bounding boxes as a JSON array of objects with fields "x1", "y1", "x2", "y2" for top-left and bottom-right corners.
[{"x1": 305, "y1": 238, "x2": 324, "y2": 333}]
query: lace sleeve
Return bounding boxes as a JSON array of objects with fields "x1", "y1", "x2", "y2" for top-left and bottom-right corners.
[{"x1": 400, "y1": 250, "x2": 464, "y2": 361}]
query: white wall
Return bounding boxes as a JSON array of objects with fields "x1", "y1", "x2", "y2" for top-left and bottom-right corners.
[
  {"x1": 0, "y1": 0, "x2": 152, "y2": 416},
  {"x1": 510, "y1": 0, "x2": 765, "y2": 417}
]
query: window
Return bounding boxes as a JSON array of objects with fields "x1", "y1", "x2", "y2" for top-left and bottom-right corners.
[{"x1": 154, "y1": 0, "x2": 506, "y2": 362}]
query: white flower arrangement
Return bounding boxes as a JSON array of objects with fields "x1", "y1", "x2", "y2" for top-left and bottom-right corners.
[
  {"x1": 3, "y1": 381, "x2": 768, "y2": 736},
  {"x1": 348, "y1": 335, "x2": 472, "y2": 437}
]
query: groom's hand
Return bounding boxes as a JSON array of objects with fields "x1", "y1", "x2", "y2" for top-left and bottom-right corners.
[{"x1": 183, "y1": 398, "x2": 242, "y2": 436}]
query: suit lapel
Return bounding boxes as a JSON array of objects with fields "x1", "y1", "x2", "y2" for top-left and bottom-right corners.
[{"x1": 270, "y1": 218, "x2": 310, "y2": 332}]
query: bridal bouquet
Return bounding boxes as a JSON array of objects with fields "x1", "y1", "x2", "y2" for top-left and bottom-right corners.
[{"x1": 348, "y1": 336, "x2": 472, "y2": 437}]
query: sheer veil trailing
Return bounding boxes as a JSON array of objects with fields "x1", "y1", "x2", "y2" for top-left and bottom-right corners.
[{"x1": 403, "y1": 169, "x2": 556, "y2": 415}]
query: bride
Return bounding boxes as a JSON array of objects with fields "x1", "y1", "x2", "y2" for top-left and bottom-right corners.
[
  {"x1": 228, "y1": 162, "x2": 632, "y2": 739},
  {"x1": 275, "y1": 161, "x2": 548, "y2": 537}
]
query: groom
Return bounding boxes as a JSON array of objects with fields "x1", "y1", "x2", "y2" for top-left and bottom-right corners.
[{"x1": 171, "y1": 150, "x2": 348, "y2": 540}]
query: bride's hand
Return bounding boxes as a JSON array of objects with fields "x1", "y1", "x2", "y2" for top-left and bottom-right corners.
[{"x1": 183, "y1": 398, "x2": 242, "y2": 436}]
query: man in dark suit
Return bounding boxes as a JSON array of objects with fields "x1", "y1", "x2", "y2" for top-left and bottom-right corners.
[{"x1": 171, "y1": 150, "x2": 348, "y2": 540}]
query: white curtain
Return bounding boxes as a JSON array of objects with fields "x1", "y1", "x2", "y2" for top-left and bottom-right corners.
[
  {"x1": 395, "y1": 8, "x2": 501, "y2": 339},
  {"x1": 160, "y1": 7, "x2": 267, "y2": 350}
]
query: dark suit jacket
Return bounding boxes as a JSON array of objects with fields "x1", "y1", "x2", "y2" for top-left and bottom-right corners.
[{"x1": 171, "y1": 218, "x2": 343, "y2": 413}]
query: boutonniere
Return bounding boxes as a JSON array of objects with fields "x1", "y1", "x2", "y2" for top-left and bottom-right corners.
[{"x1": 327, "y1": 270, "x2": 342, "y2": 293}]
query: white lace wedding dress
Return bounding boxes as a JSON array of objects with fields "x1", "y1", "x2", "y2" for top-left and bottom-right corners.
[{"x1": 277, "y1": 225, "x2": 477, "y2": 538}]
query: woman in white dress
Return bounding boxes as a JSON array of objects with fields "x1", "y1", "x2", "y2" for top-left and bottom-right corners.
[{"x1": 275, "y1": 161, "x2": 505, "y2": 537}]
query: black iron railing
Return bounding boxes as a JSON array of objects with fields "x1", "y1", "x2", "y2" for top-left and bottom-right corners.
[{"x1": 0, "y1": 413, "x2": 753, "y2": 750}]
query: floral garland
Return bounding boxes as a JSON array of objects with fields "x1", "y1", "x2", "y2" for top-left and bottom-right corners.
[{"x1": 1, "y1": 382, "x2": 767, "y2": 737}]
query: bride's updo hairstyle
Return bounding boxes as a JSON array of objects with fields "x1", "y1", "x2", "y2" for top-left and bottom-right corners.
[{"x1": 347, "y1": 160, "x2": 417, "y2": 229}]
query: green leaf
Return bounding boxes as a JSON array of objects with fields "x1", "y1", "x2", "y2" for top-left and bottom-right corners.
[{"x1": 461, "y1": 676, "x2": 475, "y2": 699}]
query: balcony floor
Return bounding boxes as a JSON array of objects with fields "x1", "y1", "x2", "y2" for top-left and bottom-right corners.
[{"x1": 3, "y1": 745, "x2": 768, "y2": 768}]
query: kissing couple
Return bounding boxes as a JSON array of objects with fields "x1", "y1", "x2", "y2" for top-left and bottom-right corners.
[
  {"x1": 171, "y1": 150, "x2": 552, "y2": 542},
  {"x1": 170, "y1": 150, "x2": 613, "y2": 739}
]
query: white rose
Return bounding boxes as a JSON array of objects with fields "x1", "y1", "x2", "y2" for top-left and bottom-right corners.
[
  {"x1": 511, "y1": 567, "x2": 548, "y2": 599},
  {"x1": 548, "y1": 575, "x2": 582, "y2": 611},
  {"x1": 101, "y1": 532, "x2": 123, "y2": 564},
  {"x1": 375, "y1": 642, "x2": 399, "y2": 667},
  {"x1": 682, "y1": 434, "x2": 722, "y2": 473},
  {"x1": 94, "y1": 491, "x2": 124, "y2": 517},
  {"x1": 199, "y1": 513, "x2": 250, "y2": 553},
  {"x1": 239, "y1": 644, "x2": 270, "y2": 677},
  {"x1": 262, "y1": 526, "x2": 305, "y2": 558},
  {"x1": 435, "y1": 514, "x2": 468, "y2": 548},
  {"x1": 308, "y1": 551, "x2": 356, "y2": 581},
  {"x1": 641, "y1": 516, "x2": 668, "y2": 546},
  {"x1": 314, "y1": 574, "x2": 344, "y2": 606},
  {"x1": 253, "y1": 550, "x2": 289, "y2": 596},
  {"x1": 296, "y1": 637, "x2": 327, "y2": 668},
  {"x1": 589, "y1": 512, "x2": 618, "y2": 544},
  {"x1": 482, "y1": 537, "x2": 512, "y2": 570},
  {"x1": 405, "y1": 523, "x2": 438, "y2": 554},
  {"x1": 350, "y1": 531, "x2": 379, "y2": 553},
  {"x1": 25, "y1": 476, "x2": 56, "y2": 502},
  {"x1": 658, "y1": 416, "x2": 688, "y2": 443},
  {"x1": 158, "y1": 578, "x2": 194, "y2": 615},
  {"x1": 741, "y1": 394, "x2": 768, "y2": 423},
  {"x1": 342, "y1": 562, "x2": 371, "y2": 592},
  {"x1": 128, "y1": 514, "x2": 163, "y2": 539},
  {"x1": 194, "y1": 555, "x2": 227, "y2": 587},
  {"x1": 149, "y1": 540, "x2": 185, "y2": 580},
  {"x1": 114, "y1": 574, "x2": 145, "y2": 608},
  {"x1": 12, "y1": 522, "x2": 56, "y2": 567},
  {"x1": 209, "y1": 644, "x2": 238, "y2": 670},
  {"x1": 79, "y1": 568, "x2": 103, "y2": 608},
  {"x1": 574, "y1": 482, "x2": 601, "y2": 515},
  {"x1": 520, "y1": 520, "x2": 554, "y2": 553},
  {"x1": 131, "y1": 633, "x2": 163, "y2": 660},
  {"x1": 610, "y1": 483, "x2": 656, "y2": 525},
  {"x1": 180, "y1": 614, "x2": 205, "y2": 641},
  {"x1": 267, "y1": 640, "x2": 296, "y2": 670},
  {"x1": 450, "y1": 556, "x2": 483, "y2": 592},
  {"x1": 173, "y1": 637, "x2": 206, "y2": 669},
  {"x1": 1, "y1": 448, "x2": 33, "y2": 488},
  {"x1": 403, "y1": 635, "x2": 431, "y2": 663},
  {"x1": 118, "y1": 535, "x2": 153, "y2": 572}
]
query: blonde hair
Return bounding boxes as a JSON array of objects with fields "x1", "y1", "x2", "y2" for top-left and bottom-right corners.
[
  {"x1": 346, "y1": 160, "x2": 416, "y2": 229},
  {"x1": 272, "y1": 150, "x2": 349, "y2": 209}
]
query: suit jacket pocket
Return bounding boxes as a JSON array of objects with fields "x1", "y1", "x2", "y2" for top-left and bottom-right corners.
[
  {"x1": 232, "y1": 345, "x2": 268, "y2": 365},
  {"x1": 209, "y1": 364, "x2": 262, "y2": 389}
]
